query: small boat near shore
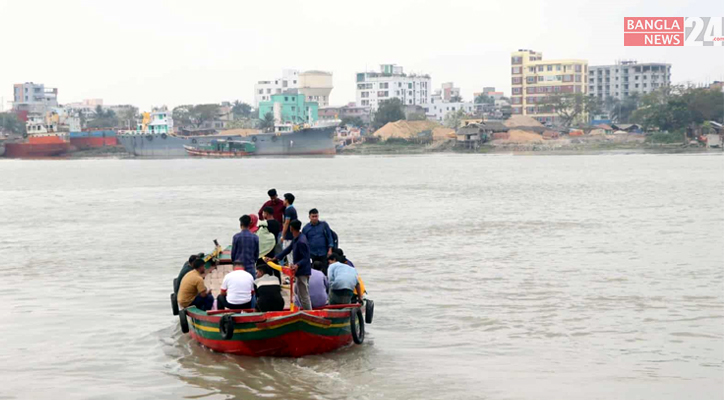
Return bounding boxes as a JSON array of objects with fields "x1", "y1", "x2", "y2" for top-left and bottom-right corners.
[
  {"x1": 183, "y1": 140, "x2": 256, "y2": 157},
  {"x1": 172, "y1": 241, "x2": 374, "y2": 357}
]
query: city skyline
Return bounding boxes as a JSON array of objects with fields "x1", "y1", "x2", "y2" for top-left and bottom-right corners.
[{"x1": 0, "y1": 0, "x2": 723, "y2": 111}]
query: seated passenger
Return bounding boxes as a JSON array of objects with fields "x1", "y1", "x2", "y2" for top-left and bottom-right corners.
[
  {"x1": 326, "y1": 254, "x2": 363, "y2": 305},
  {"x1": 174, "y1": 253, "x2": 203, "y2": 295},
  {"x1": 177, "y1": 258, "x2": 214, "y2": 311},
  {"x1": 307, "y1": 261, "x2": 329, "y2": 308},
  {"x1": 333, "y1": 248, "x2": 355, "y2": 269},
  {"x1": 217, "y1": 267, "x2": 255, "y2": 310},
  {"x1": 255, "y1": 263, "x2": 285, "y2": 312}
]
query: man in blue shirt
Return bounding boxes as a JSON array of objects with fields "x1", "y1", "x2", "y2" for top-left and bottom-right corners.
[
  {"x1": 231, "y1": 215, "x2": 259, "y2": 275},
  {"x1": 302, "y1": 208, "x2": 334, "y2": 265},
  {"x1": 326, "y1": 253, "x2": 363, "y2": 305},
  {"x1": 268, "y1": 219, "x2": 312, "y2": 310},
  {"x1": 280, "y1": 193, "x2": 298, "y2": 266}
]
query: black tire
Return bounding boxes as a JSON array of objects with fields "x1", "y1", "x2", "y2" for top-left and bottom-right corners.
[
  {"x1": 191, "y1": 139, "x2": 197, "y2": 144},
  {"x1": 146, "y1": 135, "x2": 153, "y2": 141},
  {"x1": 350, "y1": 308, "x2": 365, "y2": 344},
  {"x1": 365, "y1": 299, "x2": 374, "y2": 324},
  {"x1": 179, "y1": 309, "x2": 189, "y2": 334},
  {"x1": 161, "y1": 133, "x2": 167, "y2": 139},
  {"x1": 219, "y1": 314, "x2": 235, "y2": 340},
  {"x1": 171, "y1": 293, "x2": 179, "y2": 316},
  {"x1": 22, "y1": 133, "x2": 28, "y2": 139},
  {"x1": 252, "y1": 136, "x2": 257, "y2": 142}
]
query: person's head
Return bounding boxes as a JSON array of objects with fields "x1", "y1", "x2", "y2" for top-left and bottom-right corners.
[
  {"x1": 268, "y1": 188, "x2": 278, "y2": 199},
  {"x1": 256, "y1": 263, "x2": 273, "y2": 279},
  {"x1": 312, "y1": 260, "x2": 324, "y2": 271},
  {"x1": 240, "y1": 214, "x2": 251, "y2": 229},
  {"x1": 262, "y1": 206, "x2": 274, "y2": 220},
  {"x1": 309, "y1": 208, "x2": 319, "y2": 225},
  {"x1": 188, "y1": 254, "x2": 199, "y2": 265},
  {"x1": 327, "y1": 253, "x2": 340, "y2": 264},
  {"x1": 192, "y1": 258, "x2": 206, "y2": 273},
  {"x1": 248, "y1": 214, "x2": 259, "y2": 233},
  {"x1": 333, "y1": 248, "x2": 347, "y2": 263},
  {"x1": 284, "y1": 193, "x2": 295, "y2": 206},
  {"x1": 290, "y1": 219, "x2": 302, "y2": 236}
]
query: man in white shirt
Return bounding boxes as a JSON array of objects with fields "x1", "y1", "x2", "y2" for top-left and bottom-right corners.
[{"x1": 217, "y1": 268, "x2": 255, "y2": 310}]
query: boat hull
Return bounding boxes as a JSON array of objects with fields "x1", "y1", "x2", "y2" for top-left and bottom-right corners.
[
  {"x1": 119, "y1": 126, "x2": 336, "y2": 157},
  {"x1": 185, "y1": 306, "x2": 357, "y2": 357},
  {"x1": 70, "y1": 136, "x2": 118, "y2": 149},
  {"x1": 183, "y1": 146, "x2": 253, "y2": 158},
  {"x1": 4, "y1": 142, "x2": 71, "y2": 158}
]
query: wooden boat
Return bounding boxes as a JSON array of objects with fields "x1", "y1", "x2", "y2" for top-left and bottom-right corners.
[
  {"x1": 183, "y1": 139, "x2": 256, "y2": 157},
  {"x1": 172, "y1": 242, "x2": 373, "y2": 357}
]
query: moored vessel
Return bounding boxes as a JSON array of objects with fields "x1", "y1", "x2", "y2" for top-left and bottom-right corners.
[
  {"x1": 3, "y1": 117, "x2": 71, "y2": 158},
  {"x1": 183, "y1": 140, "x2": 256, "y2": 157},
  {"x1": 69, "y1": 129, "x2": 118, "y2": 149}
]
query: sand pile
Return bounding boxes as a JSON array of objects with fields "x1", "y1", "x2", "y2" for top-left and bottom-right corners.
[
  {"x1": 504, "y1": 115, "x2": 545, "y2": 128},
  {"x1": 374, "y1": 120, "x2": 453, "y2": 141},
  {"x1": 505, "y1": 130, "x2": 545, "y2": 143}
]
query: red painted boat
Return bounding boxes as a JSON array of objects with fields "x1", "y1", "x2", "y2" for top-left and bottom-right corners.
[{"x1": 4, "y1": 134, "x2": 71, "y2": 158}]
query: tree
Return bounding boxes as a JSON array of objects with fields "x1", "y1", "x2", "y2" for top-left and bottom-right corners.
[
  {"x1": 373, "y1": 98, "x2": 405, "y2": 129},
  {"x1": 449, "y1": 95, "x2": 463, "y2": 103},
  {"x1": 0, "y1": 112, "x2": 25, "y2": 135},
  {"x1": 406, "y1": 113, "x2": 427, "y2": 121},
  {"x1": 87, "y1": 106, "x2": 119, "y2": 128},
  {"x1": 540, "y1": 93, "x2": 600, "y2": 127},
  {"x1": 119, "y1": 106, "x2": 138, "y2": 129},
  {"x1": 172, "y1": 104, "x2": 221, "y2": 129},
  {"x1": 259, "y1": 112, "x2": 275, "y2": 132},
  {"x1": 474, "y1": 94, "x2": 494, "y2": 104},
  {"x1": 232, "y1": 100, "x2": 252, "y2": 119},
  {"x1": 443, "y1": 108, "x2": 470, "y2": 129},
  {"x1": 340, "y1": 116, "x2": 364, "y2": 127}
]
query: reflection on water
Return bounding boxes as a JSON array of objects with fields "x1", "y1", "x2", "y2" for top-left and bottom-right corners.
[{"x1": 0, "y1": 154, "x2": 722, "y2": 399}]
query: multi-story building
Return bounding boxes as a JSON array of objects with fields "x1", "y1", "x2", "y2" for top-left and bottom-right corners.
[
  {"x1": 588, "y1": 60, "x2": 671, "y2": 100},
  {"x1": 12, "y1": 82, "x2": 58, "y2": 113},
  {"x1": 473, "y1": 88, "x2": 504, "y2": 101},
  {"x1": 355, "y1": 64, "x2": 431, "y2": 112},
  {"x1": 424, "y1": 101, "x2": 475, "y2": 122},
  {"x1": 258, "y1": 91, "x2": 318, "y2": 124},
  {"x1": 318, "y1": 102, "x2": 372, "y2": 125},
  {"x1": 254, "y1": 70, "x2": 333, "y2": 108},
  {"x1": 510, "y1": 49, "x2": 588, "y2": 124}
]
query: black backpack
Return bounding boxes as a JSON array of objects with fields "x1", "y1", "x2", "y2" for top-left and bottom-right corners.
[{"x1": 323, "y1": 221, "x2": 339, "y2": 249}]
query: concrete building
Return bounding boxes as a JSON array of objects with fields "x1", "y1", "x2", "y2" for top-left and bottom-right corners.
[
  {"x1": 473, "y1": 88, "x2": 504, "y2": 101},
  {"x1": 588, "y1": 60, "x2": 671, "y2": 100},
  {"x1": 12, "y1": 82, "x2": 58, "y2": 113},
  {"x1": 258, "y1": 91, "x2": 318, "y2": 124},
  {"x1": 434, "y1": 82, "x2": 461, "y2": 102},
  {"x1": 318, "y1": 102, "x2": 372, "y2": 125},
  {"x1": 254, "y1": 69, "x2": 333, "y2": 108},
  {"x1": 355, "y1": 64, "x2": 431, "y2": 111},
  {"x1": 424, "y1": 101, "x2": 475, "y2": 122},
  {"x1": 510, "y1": 49, "x2": 588, "y2": 124}
]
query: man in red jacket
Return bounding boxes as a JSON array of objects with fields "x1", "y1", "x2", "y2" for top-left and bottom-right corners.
[{"x1": 258, "y1": 188, "x2": 286, "y2": 224}]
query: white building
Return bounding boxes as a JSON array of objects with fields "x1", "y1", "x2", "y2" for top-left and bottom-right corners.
[
  {"x1": 355, "y1": 64, "x2": 431, "y2": 112},
  {"x1": 424, "y1": 100, "x2": 475, "y2": 122},
  {"x1": 254, "y1": 69, "x2": 333, "y2": 108},
  {"x1": 588, "y1": 60, "x2": 671, "y2": 100}
]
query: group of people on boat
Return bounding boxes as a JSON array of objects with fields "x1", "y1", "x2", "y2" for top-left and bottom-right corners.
[{"x1": 175, "y1": 188, "x2": 363, "y2": 313}]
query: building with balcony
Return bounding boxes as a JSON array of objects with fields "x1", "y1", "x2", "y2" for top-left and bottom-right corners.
[
  {"x1": 12, "y1": 82, "x2": 58, "y2": 113},
  {"x1": 588, "y1": 60, "x2": 671, "y2": 100},
  {"x1": 258, "y1": 91, "x2": 318, "y2": 124},
  {"x1": 254, "y1": 70, "x2": 333, "y2": 108},
  {"x1": 355, "y1": 64, "x2": 431, "y2": 112},
  {"x1": 510, "y1": 49, "x2": 588, "y2": 125}
]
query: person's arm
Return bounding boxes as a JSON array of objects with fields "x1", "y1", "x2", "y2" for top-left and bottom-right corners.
[
  {"x1": 324, "y1": 223, "x2": 334, "y2": 255},
  {"x1": 355, "y1": 281, "x2": 363, "y2": 302},
  {"x1": 324, "y1": 275, "x2": 330, "y2": 292},
  {"x1": 253, "y1": 236, "x2": 259, "y2": 261},
  {"x1": 281, "y1": 218, "x2": 290, "y2": 240},
  {"x1": 220, "y1": 275, "x2": 228, "y2": 296},
  {"x1": 231, "y1": 235, "x2": 239, "y2": 263},
  {"x1": 197, "y1": 278, "x2": 209, "y2": 297},
  {"x1": 258, "y1": 202, "x2": 266, "y2": 220},
  {"x1": 273, "y1": 240, "x2": 293, "y2": 261}
]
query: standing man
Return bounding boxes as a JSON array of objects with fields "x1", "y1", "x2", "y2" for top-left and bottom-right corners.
[
  {"x1": 231, "y1": 215, "x2": 260, "y2": 276},
  {"x1": 177, "y1": 258, "x2": 214, "y2": 310},
  {"x1": 267, "y1": 219, "x2": 312, "y2": 310},
  {"x1": 258, "y1": 189, "x2": 286, "y2": 224},
  {"x1": 302, "y1": 208, "x2": 334, "y2": 266},
  {"x1": 280, "y1": 193, "x2": 298, "y2": 267},
  {"x1": 262, "y1": 206, "x2": 281, "y2": 256}
]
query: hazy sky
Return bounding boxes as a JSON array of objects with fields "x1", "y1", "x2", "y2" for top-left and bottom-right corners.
[{"x1": 1, "y1": 0, "x2": 723, "y2": 111}]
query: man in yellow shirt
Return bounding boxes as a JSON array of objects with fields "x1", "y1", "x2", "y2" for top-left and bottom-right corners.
[{"x1": 177, "y1": 258, "x2": 214, "y2": 310}]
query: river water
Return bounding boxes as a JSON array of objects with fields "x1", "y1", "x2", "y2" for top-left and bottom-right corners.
[{"x1": 0, "y1": 154, "x2": 722, "y2": 399}]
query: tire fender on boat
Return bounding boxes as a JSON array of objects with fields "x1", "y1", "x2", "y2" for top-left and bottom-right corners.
[
  {"x1": 191, "y1": 139, "x2": 197, "y2": 144},
  {"x1": 350, "y1": 308, "x2": 365, "y2": 344},
  {"x1": 179, "y1": 309, "x2": 189, "y2": 334},
  {"x1": 161, "y1": 133, "x2": 167, "y2": 139},
  {"x1": 171, "y1": 293, "x2": 179, "y2": 316},
  {"x1": 365, "y1": 299, "x2": 374, "y2": 324},
  {"x1": 219, "y1": 314, "x2": 235, "y2": 340}
]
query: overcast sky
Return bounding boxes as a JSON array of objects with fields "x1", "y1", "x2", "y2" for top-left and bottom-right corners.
[{"x1": 0, "y1": 0, "x2": 722, "y2": 111}]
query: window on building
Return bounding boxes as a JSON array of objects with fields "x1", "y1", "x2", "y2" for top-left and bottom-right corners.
[
  {"x1": 291, "y1": 106, "x2": 296, "y2": 111},
  {"x1": 635, "y1": 84, "x2": 639, "y2": 88},
  {"x1": 512, "y1": 66, "x2": 521, "y2": 74},
  {"x1": 547, "y1": 65, "x2": 552, "y2": 71},
  {"x1": 408, "y1": 83, "x2": 412, "y2": 89},
  {"x1": 538, "y1": 65, "x2": 544, "y2": 72},
  {"x1": 284, "y1": 97, "x2": 289, "y2": 101},
  {"x1": 643, "y1": 83, "x2": 647, "y2": 87},
  {"x1": 266, "y1": 89, "x2": 271, "y2": 94},
  {"x1": 258, "y1": 89, "x2": 263, "y2": 94}
]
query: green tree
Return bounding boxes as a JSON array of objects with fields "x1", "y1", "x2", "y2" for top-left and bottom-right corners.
[
  {"x1": 406, "y1": 113, "x2": 427, "y2": 121},
  {"x1": 0, "y1": 112, "x2": 26, "y2": 134},
  {"x1": 373, "y1": 98, "x2": 405, "y2": 129},
  {"x1": 232, "y1": 100, "x2": 252, "y2": 119},
  {"x1": 449, "y1": 95, "x2": 463, "y2": 103},
  {"x1": 118, "y1": 106, "x2": 138, "y2": 129},
  {"x1": 259, "y1": 112, "x2": 275, "y2": 132},
  {"x1": 540, "y1": 93, "x2": 600, "y2": 127},
  {"x1": 87, "y1": 106, "x2": 119, "y2": 128},
  {"x1": 474, "y1": 94, "x2": 494, "y2": 104},
  {"x1": 443, "y1": 108, "x2": 470, "y2": 129},
  {"x1": 172, "y1": 104, "x2": 221, "y2": 128}
]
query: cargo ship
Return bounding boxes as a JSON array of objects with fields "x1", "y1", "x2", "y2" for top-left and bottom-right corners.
[
  {"x1": 3, "y1": 117, "x2": 71, "y2": 158},
  {"x1": 118, "y1": 108, "x2": 336, "y2": 157},
  {"x1": 69, "y1": 129, "x2": 118, "y2": 149}
]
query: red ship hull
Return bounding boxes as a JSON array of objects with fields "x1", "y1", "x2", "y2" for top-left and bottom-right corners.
[{"x1": 4, "y1": 141, "x2": 71, "y2": 158}]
